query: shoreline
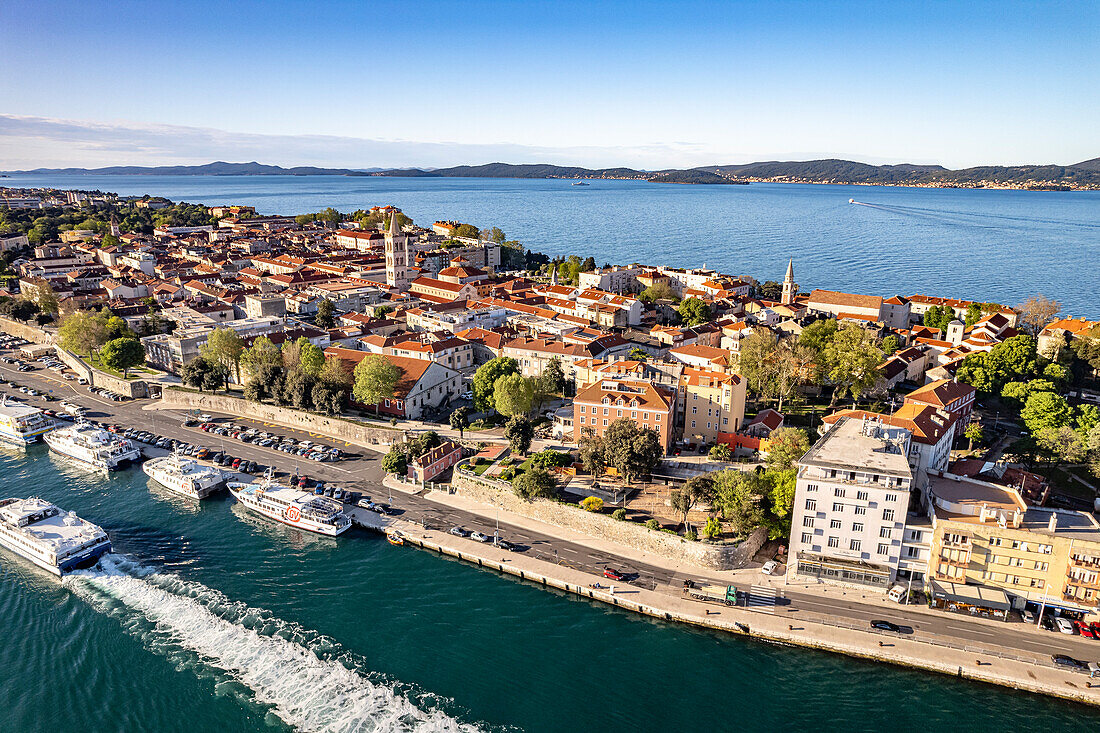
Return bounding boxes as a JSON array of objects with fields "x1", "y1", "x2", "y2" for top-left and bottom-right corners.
[{"x1": 361, "y1": 507, "x2": 1100, "y2": 708}]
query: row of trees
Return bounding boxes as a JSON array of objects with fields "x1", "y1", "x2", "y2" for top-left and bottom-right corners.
[
  {"x1": 58, "y1": 308, "x2": 146, "y2": 376},
  {"x1": 470, "y1": 356, "x2": 565, "y2": 417}
]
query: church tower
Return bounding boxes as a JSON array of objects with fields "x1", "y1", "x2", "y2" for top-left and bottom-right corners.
[
  {"x1": 781, "y1": 258, "x2": 797, "y2": 305},
  {"x1": 384, "y1": 212, "x2": 410, "y2": 290}
]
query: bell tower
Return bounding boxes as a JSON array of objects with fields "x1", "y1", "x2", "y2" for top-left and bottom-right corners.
[{"x1": 781, "y1": 258, "x2": 796, "y2": 305}]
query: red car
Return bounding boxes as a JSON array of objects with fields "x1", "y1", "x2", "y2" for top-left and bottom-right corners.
[
  {"x1": 1075, "y1": 620, "x2": 1096, "y2": 639},
  {"x1": 1090, "y1": 622, "x2": 1100, "y2": 638},
  {"x1": 603, "y1": 568, "x2": 625, "y2": 581}
]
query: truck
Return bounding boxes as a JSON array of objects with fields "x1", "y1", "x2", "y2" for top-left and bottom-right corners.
[{"x1": 683, "y1": 580, "x2": 738, "y2": 606}]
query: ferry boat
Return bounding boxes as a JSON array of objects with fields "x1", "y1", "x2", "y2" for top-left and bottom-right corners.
[
  {"x1": 44, "y1": 422, "x2": 142, "y2": 471},
  {"x1": 143, "y1": 450, "x2": 225, "y2": 499},
  {"x1": 0, "y1": 397, "x2": 54, "y2": 447},
  {"x1": 0, "y1": 497, "x2": 111, "y2": 575},
  {"x1": 227, "y1": 474, "x2": 351, "y2": 537}
]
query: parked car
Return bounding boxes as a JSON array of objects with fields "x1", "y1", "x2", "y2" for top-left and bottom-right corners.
[
  {"x1": 449, "y1": 526, "x2": 469, "y2": 537},
  {"x1": 761, "y1": 560, "x2": 779, "y2": 576},
  {"x1": 1056, "y1": 617, "x2": 1076, "y2": 634},
  {"x1": 603, "y1": 568, "x2": 625, "y2": 581},
  {"x1": 1075, "y1": 620, "x2": 1096, "y2": 639},
  {"x1": 870, "y1": 620, "x2": 902, "y2": 633},
  {"x1": 494, "y1": 538, "x2": 516, "y2": 551},
  {"x1": 470, "y1": 531, "x2": 491, "y2": 543}
]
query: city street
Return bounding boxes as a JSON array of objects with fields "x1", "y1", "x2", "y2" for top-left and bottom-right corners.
[{"x1": 3, "y1": 357, "x2": 1100, "y2": 668}]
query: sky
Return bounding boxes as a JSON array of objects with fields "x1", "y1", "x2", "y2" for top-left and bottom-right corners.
[{"x1": 1, "y1": 0, "x2": 1097, "y2": 170}]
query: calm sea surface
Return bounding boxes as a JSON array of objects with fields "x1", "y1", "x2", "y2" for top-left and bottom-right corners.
[
  {"x1": 6, "y1": 174, "x2": 1100, "y2": 318},
  {"x1": 2, "y1": 447, "x2": 1100, "y2": 732}
]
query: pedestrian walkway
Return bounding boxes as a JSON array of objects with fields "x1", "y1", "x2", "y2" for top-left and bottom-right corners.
[{"x1": 745, "y1": 584, "x2": 778, "y2": 612}]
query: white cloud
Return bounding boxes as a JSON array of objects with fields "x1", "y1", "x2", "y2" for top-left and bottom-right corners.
[{"x1": 0, "y1": 114, "x2": 753, "y2": 171}]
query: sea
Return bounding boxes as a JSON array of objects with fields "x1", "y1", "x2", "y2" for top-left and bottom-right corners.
[
  {"x1": 4, "y1": 174, "x2": 1099, "y2": 318},
  {"x1": 3, "y1": 445, "x2": 1100, "y2": 732}
]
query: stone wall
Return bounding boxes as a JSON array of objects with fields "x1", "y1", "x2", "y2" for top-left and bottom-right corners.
[
  {"x1": 158, "y1": 389, "x2": 401, "y2": 450},
  {"x1": 0, "y1": 316, "x2": 54, "y2": 345},
  {"x1": 451, "y1": 470, "x2": 766, "y2": 570},
  {"x1": 53, "y1": 347, "x2": 149, "y2": 399}
]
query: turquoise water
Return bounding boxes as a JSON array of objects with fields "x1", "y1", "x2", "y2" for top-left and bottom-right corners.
[
  {"x1": 6, "y1": 174, "x2": 1100, "y2": 318},
  {"x1": 2, "y1": 447, "x2": 1100, "y2": 731}
]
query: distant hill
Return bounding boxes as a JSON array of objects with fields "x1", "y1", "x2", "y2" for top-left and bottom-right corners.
[
  {"x1": 6, "y1": 157, "x2": 1100, "y2": 188},
  {"x1": 3, "y1": 161, "x2": 364, "y2": 176}
]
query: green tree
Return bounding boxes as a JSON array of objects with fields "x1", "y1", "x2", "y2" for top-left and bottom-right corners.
[
  {"x1": 1021, "y1": 391, "x2": 1071, "y2": 435},
  {"x1": 493, "y1": 373, "x2": 536, "y2": 416},
  {"x1": 181, "y1": 356, "x2": 227, "y2": 392},
  {"x1": 711, "y1": 469, "x2": 764, "y2": 536},
  {"x1": 452, "y1": 223, "x2": 479, "y2": 239},
  {"x1": 512, "y1": 465, "x2": 558, "y2": 500},
  {"x1": 101, "y1": 313, "x2": 134, "y2": 341},
  {"x1": 244, "y1": 363, "x2": 285, "y2": 402},
  {"x1": 964, "y1": 303, "x2": 984, "y2": 327},
  {"x1": 765, "y1": 427, "x2": 810, "y2": 470},
  {"x1": 601, "y1": 418, "x2": 663, "y2": 483},
  {"x1": 639, "y1": 281, "x2": 676, "y2": 303},
  {"x1": 381, "y1": 446, "x2": 408, "y2": 476},
  {"x1": 670, "y1": 475, "x2": 714, "y2": 526},
  {"x1": 503, "y1": 414, "x2": 534, "y2": 455},
  {"x1": 798, "y1": 318, "x2": 838, "y2": 356},
  {"x1": 315, "y1": 298, "x2": 336, "y2": 329},
  {"x1": 58, "y1": 310, "x2": 104, "y2": 357},
  {"x1": 352, "y1": 355, "x2": 402, "y2": 413},
  {"x1": 29, "y1": 278, "x2": 59, "y2": 314},
  {"x1": 677, "y1": 297, "x2": 711, "y2": 326},
  {"x1": 241, "y1": 335, "x2": 283, "y2": 374},
  {"x1": 449, "y1": 406, "x2": 471, "y2": 438},
  {"x1": 709, "y1": 443, "x2": 734, "y2": 462},
  {"x1": 702, "y1": 517, "x2": 722, "y2": 539},
  {"x1": 539, "y1": 356, "x2": 566, "y2": 395},
  {"x1": 1000, "y1": 379, "x2": 1054, "y2": 408},
  {"x1": 100, "y1": 337, "x2": 144, "y2": 378},
  {"x1": 299, "y1": 342, "x2": 326, "y2": 377},
  {"x1": 319, "y1": 355, "x2": 353, "y2": 387},
  {"x1": 472, "y1": 357, "x2": 519, "y2": 412},
  {"x1": 964, "y1": 421, "x2": 984, "y2": 451},
  {"x1": 881, "y1": 334, "x2": 900, "y2": 355},
  {"x1": 824, "y1": 322, "x2": 885, "y2": 406},
  {"x1": 578, "y1": 432, "x2": 605, "y2": 476},
  {"x1": 201, "y1": 327, "x2": 245, "y2": 384}
]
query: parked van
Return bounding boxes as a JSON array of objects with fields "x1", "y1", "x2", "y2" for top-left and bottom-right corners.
[{"x1": 887, "y1": 584, "x2": 908, "y2": 604}]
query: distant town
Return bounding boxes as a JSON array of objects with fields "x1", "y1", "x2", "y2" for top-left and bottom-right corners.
[{"x1": 3, "y1": 184, "x2": 1100, "y2": 699}]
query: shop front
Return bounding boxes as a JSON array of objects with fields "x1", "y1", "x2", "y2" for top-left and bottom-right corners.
[
  {"x1": 930, "y1": 580, "x2": 1011, "y2": 620},
  {"x1": 795, "y1": 552, "x2": 892, "y2": 589}
]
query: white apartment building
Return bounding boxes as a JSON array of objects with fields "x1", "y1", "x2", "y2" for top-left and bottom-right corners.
[{"x1": 789, "y1": 416, "x2": 914, "y2": 590}]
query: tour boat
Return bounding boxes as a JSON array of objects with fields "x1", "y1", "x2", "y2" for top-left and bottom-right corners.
[
  {"x1": 143, "y1": 450, "x2": 225, "y2": 499},
  {"x1": 0, "y1": 497, "x2": 111, "y2": 575},
  {"x1": 0, "y1": 397, "x2": 53, "y2": 447},
  {"x1": 44, "y1": 422, "x2": 141, "y2": 471},
  {"x1": 227, "y1": 472, "x2": 350, "y2": 537}
]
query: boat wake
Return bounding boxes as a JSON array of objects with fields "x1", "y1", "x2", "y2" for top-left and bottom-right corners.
[{"x1": 65, "y1": 555, "x2": 481, "y2": 733}]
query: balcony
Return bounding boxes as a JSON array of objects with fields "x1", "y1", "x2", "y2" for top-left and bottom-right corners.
[
  {"x1": 1070, "y1": 556, "x2": 1100, "y2": 570},
  {"x1": 1066, "y1": 574, "x2": 1100, "y2": 591},
  {"x1": 1063, "y1": 586, "x2": 1100, "y2": 607},
  {"x1": 939, "y1": 554, "x2": 971, "y2": 568}
]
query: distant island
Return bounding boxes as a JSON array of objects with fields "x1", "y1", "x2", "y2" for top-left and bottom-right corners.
[{"x1": 6, "y1": 157, "x2": 1100, "y2": 190}]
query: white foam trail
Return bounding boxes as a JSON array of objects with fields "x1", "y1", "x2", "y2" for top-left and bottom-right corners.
[{"x1": 67, "y1": 555, "x2": 480, "y2": 733}]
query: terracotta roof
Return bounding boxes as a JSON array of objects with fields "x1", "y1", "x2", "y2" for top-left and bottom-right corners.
[
  {"x1": 809, "y1": 289, "x2": 883, "y2": 310},
  {"x1": 904, "y1": 379, "x2": 975, "y2": 409}
]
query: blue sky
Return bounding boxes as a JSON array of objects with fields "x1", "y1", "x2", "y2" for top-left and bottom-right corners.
[{"x1": 1, "y1": 1, "x2": 1097, "y2": 169}]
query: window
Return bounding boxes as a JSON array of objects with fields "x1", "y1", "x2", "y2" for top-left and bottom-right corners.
[
  {"x1": 602, "y1": 419, "x2": 608, "y2": 426},
  {"x1": 807, "y1": 484, "x2": 818, "y2": 492},
  {"x1": 850, "y1": 539, "x2": 861, "y2": 552},
  {"x1": 828, "y1": 537, "x2": 839, "y2": 548},
  {"x1": 830, "y1": 519, "x2": 841, "y2": 529},
  {"x1": 805, "y1": 499, "x2": 816, "y2": 511},
  {"x1": 877, "y1": 543, "x2": 889, "y2": 556},
  {"x1": 879, "y1": 527, "x2": 892, "y2": 539},
  {"x1": 579, "y1": 416, "x2": 585, "y2": 425},
  {"x1": 803, "y1": 516, "x2": 814, "y2": 528},
  {"x1": 1035, "y1": 561, "x2": 1049, "y2": 571},
  {"x1": 801, "y1": 532, "x2": 812, "y2": 544},
  {"x1": 692, "y1": 406, "x2": 697, "y2": 414},
  {"x1": 835, "y1": 488, "x2": 846, "y2": 498},
  {"x1": 886, "y1": 494, "x2": 898, "y2": 503},
  {"x1": 883, "y1": 509, "x2": 895, "y2": 522},
  {"x1": 852, "y1": 523, "x2": 864, "y2": 533},
  {"x1": 655, "y1": 414, "x2": 661, "y2": 421},
  {"x1": 856, "y1": 491, "x2": 868, "y2": 501},
  {"x1": 854, "y1": 506, "x2": 866, "y2": 516},
  {"x1": 832, "y1": 502, "x2": 843, "y2": 512},
  {"x1": 906, "y1": 546, "x2": 920, "y2": 558},
  {"x1": 691, "y1": 420, "x2": 696, "y2": 428},
  {"x1": 1037, "y1": 544, "x2": 1053, "y2": 554},
  {"x1": 617, "y1": 409, "x2": 623, "y2": 417}
]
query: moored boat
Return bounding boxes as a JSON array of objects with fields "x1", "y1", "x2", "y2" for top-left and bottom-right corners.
[{"x1": 227, "y1": 473, "x2": 350, "y2": 536}]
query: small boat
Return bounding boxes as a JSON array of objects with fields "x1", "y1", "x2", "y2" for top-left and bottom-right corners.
[
  {"x1": 571, "y1": 181, "x2": 590, "y2": 186},
  {"x1": 386, "y1": 530, "x2": 405, "y2": 546},
  {"x1": 849, "y1": 198, "x2": 856, "y2": 204}
]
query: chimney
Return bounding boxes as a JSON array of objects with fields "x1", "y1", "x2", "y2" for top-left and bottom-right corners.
[{"x1": 1048, "y1": 512, "x2": 1058, "y2": 532}]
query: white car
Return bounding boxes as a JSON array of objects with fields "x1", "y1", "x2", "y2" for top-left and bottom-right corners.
[
  {"x1": 1055, "y1": 617, "x2": 1075, "y2": 634},
  {"x1": 761, "y1": 560, "x2": 779, "y2": 576}
]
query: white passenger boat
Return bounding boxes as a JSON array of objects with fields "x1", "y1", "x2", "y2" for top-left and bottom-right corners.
[
  {"x1": 0, "y1": 397, "x2": 53, "y2": 447},
  {"x1": 0, "y1": 497, "x2": 111, "y2": 575},
  {"x1": 227, "y1": 473, "x2": 350, "y2": 536},
  {"x1": 143, "y1": 450, "x2": 225, "y2": 499},
  {"x1": 44, "y1": 422, "x2": 141, "y2": 471}
]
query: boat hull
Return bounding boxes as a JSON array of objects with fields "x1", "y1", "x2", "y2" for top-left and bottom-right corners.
[
  {"x1": 0, "y1": 532, "x2": 111, "y2": 577},
  {"x1": 228, "y1": 486, "x2": 350, "y2": 537}
]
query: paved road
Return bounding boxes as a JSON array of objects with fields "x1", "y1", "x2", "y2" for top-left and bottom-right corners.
[{"x1": 4, "y1": 356, "x2": 1100, "y2": 665}]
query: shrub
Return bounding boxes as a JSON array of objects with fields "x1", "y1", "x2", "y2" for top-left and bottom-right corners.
[
  {"x1": 580, "y1": 496, "x2": 604, "y2": 512},
  {"x1": 708, "y1": 444, "x2": 734, "y2": 462},
  {"x1": 501, "y1": 468, "x2": 516, "y2": 481},
  {"x1": 685, "y1": 530, "x2": 698, "y2": 541},
  {"x1": 612, "y1": 508, "x2": 627, "y2": 521},
  {"x1": 645, "y1": 518, "x2": 660, "y2": 530},
  {"x1": 702, "y1": 517, "x2": 722, "y2": 539}
]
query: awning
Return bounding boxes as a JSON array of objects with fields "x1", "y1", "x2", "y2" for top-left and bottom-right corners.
[{"x1": 931, "y1": 581, "x2": 1011, "y2": 611}]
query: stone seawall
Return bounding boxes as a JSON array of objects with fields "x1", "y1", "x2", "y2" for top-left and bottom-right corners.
[
  {"x1": 451, "y1": 470, "x2": 766, "y2": 571},
  {"x1": 53, "y1": 347, "x2": 149, "y2": 399},
  {"x1": 158, "y1": 389, "x2": 401, "y2": 450}
]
